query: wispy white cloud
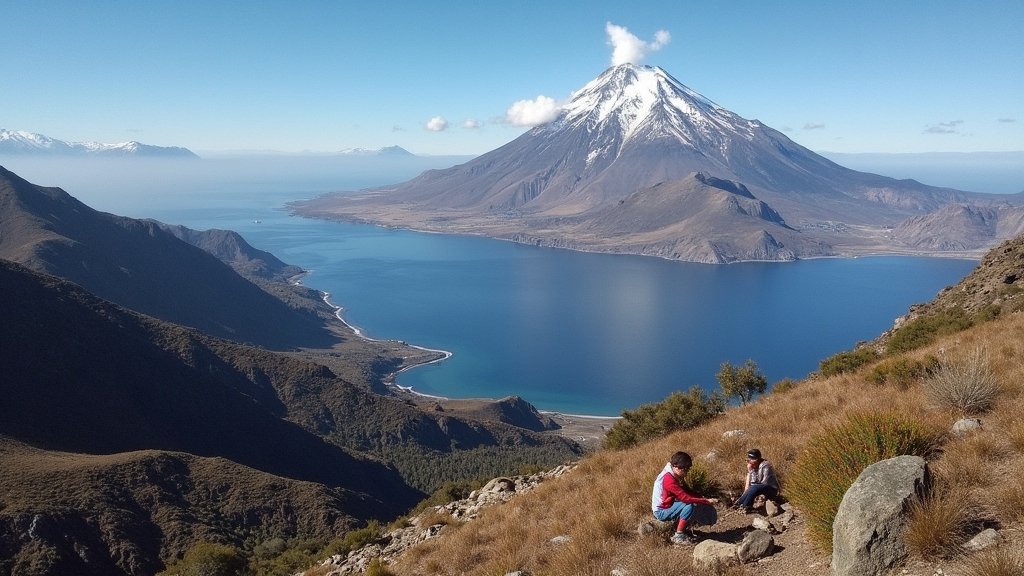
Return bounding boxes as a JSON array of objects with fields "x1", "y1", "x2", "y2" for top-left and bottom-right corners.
[
  {"x1": 425, "y1": 116, "x2": 449, "y2": 132},
  {"x1": 803, "y1": 122, "x2": 826, "y2": 130},
  {"x1": 505, "y1": 95, "x2": 560, "y2": 127},
  {"x1": 605, "y1": 22, "x2": 671, "y2": 66},
  {"x1": 463, "y1": 119, "x2": 482, "y2": 129},
  {"x1": 392, "y1": 125, "x2": 406, "y2": 132},
  {"x1": 924, "y1": 120, "x2": 963, "y2": 134},
  {"x1": 997, "y1": 118, "x2": 1016, "y2": 123}
]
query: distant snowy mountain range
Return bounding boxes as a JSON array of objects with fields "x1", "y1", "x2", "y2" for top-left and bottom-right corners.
[
  {"x1": 0, "y1": 129, "x2": 199, "y2": 158},
  {"x1": 337, "y1": 145, "x2": 414, "y2": 157}
]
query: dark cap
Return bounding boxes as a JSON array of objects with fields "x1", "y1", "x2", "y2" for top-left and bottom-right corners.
[{"x1": 746, "y1": 448, "x2": 762, "y2": 460}]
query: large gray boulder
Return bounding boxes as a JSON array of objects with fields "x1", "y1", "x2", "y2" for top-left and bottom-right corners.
[
  {"x1": 737, "y1": 529, "x2": 774, "y2": 563},
  {"x1": 831, "y1": 456, "x2": 930, "y2": 576}
]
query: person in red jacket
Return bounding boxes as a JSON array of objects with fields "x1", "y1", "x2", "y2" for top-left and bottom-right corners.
[{"x1": 651, "y1": 451, "x2": 719, "y2": 545}]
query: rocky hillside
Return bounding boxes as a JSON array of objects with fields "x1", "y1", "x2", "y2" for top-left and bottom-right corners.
[
  {"x1": 0, "y1": 165, "x2": 335, "y2": 349},
  {"x1": 0, "y1": 166, "x2": 584, "y2": 575}
]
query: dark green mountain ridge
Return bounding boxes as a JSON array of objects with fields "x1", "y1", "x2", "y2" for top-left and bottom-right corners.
[{"x1": 0, "y1": 166, "x2": 582, "y2": 575}]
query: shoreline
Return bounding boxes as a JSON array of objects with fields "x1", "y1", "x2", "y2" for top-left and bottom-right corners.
[
  {"x1": 292, "y1": 271, "x2": 622, "y2": 421},
  {"x1": 290, "y1": 207, "x2": 989, "y2": 265}
]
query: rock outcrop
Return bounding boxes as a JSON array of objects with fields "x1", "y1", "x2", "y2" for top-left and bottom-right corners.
[
  {"x1": 831, "y1": 456, "x2": 930, "y2": 576},
  {"x1": 309, "y1": 465, "x2": 576, "y2": 575}
]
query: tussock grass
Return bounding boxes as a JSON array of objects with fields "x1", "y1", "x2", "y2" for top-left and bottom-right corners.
[
  {"x1": 905, "y1": 487, "x2": 975, "y2": 560},
  {"x1": 386, "y1": 312, "x2": 1024, "y2": 575},
  {"x1": 964, "y1": 547, "x2": 1024, "y2": 576},
  {"x1": 785, "y1": 411, "x2": 942, "y2": 552},
  {"x1": 924, "y1": 346, "x2": 1001, "y2": 416}
]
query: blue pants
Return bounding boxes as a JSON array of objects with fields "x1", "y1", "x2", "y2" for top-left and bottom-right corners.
[
  {"x1": 735, "y1": 484, "x2": 778, "y2": 508},
  {"x1": 653, "y1": 502, "x2": 717, "y2": 528}
]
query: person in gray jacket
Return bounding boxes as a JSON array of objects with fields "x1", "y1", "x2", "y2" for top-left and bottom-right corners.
[{"x1": 732, "y1": 448, "x2": 779, "y2": 513}]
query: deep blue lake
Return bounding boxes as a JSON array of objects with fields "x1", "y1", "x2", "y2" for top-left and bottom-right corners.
[{"x1": 4, "y1": 157, "x2": 980, "y2": 416}]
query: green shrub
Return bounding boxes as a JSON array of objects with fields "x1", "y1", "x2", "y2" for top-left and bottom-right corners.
[
  {"x1": 158, "y1": 541, "x2": 247, "y2": 576},
  {"x1": 785, "y1": 412, "x2": 942, "y2": 553},
  {"x1": 867, "y1": 355, "x2": 939, "y2": 389},
  {"x1": 365, "y1": 558, "x2": 398, "y2": 576},
  {"x1": 819, "y1": 347, "x2": 880, "y2": 378},
  {"x1": 925, "y1": 346, "x2": 1000, "y2": 416},
  {"x1": 248, "y1": 537, "x2": 325, "y2": 576},
  {"x1": 410, "y1": 481, "x2": 483, "y2": 515},
  {"x1": 716, "y1": 359, "x2": 768, "y2": 405},
  {"x1": 886, "y1": 308, "x2": 974, "y2": 354},
  {"x1": 321, "y1": 521, "x2": 380, "y2": 558},
  {"x1": 771, "y1": 378, "x2": 799, "y2": 394},
  {"x1": 602, "y1": 387, "x2": 724, "y2": 450},
  {"x1": 685, "y1": 460, "x2": 721, "y2": 497}
]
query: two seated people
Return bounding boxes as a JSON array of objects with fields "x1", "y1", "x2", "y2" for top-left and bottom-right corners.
[{"x1": 651, "y1": 448, "x2": 780, "y2": 545}]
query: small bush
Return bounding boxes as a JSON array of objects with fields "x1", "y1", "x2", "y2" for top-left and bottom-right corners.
[
  {"x1": 771, "y1": 378, "x2": 799, "y2": 394},
  {"x1": 786, "y1": 412, "x2": 942, "y2": 552},
  {"x1": 327, "y1": 521, "x2": 381, "y2": 556},
  {"x1": 887, "y1": 308, "x2": 974, "y2": 354},
  {"x1": 685, "y1": 460, "x2": 721, "y2": 497},
  {"x1": 410, "y1": 481, "x2": 483, "y2": 515},
  {"x1": 819, "y1": 347, "x2": 880, "y2": 378},
  {"x1": 716, "y1": 359, "x2": 768, "y2": 405},
  {"x1": 365, "y1": 558, "x2": 399, "y2": 576},
  {"x1": 868, "y1": 355, "x2": 940, "y2": 389},
  {"x1": 158, "y1": 541, "x2": 247, "y2": 576},
  {"x1": 924, "y1": 346, "x2": 1000, "y2": 416},
  {"x1": 249, "y1": 537, "x2": 325, "y2": 576},
  {"x1": 603, "y1": 386, "x2": 725, "y2": 450}
]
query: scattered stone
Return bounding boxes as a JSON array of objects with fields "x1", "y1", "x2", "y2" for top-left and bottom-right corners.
[
  {"x1": 778, "y1": 510, "x2": 796, "y2": 528},
  {"x1": 610, "y1": 569, "x2": 629, "y2": 576},
  {"x1": 505, "y1": 571, "x2": 530, "y2": 576},
  {"x1": 736, "y1": 529, "x2": 774, "y2": 563},
  {"x1": 692, "y1": 540, "x2": 739, "y2": 571},
  {"x1": 722, "y1": 429, "x2": 745, "y2": 438},
  {"x1": 751, "y1": 516, "x2": 777, "y2": 533},
  {"x1": 638, "y1": 519, "x2": 674, "y2": 536},
  {"x1": 550, "y1": 535, "x2": 572, "y2": 546},
  {"x1": 831, "y1": 456, "x2": 929, "y2": 576},
  {"x1": 706, "y1": 449, "x2": 718, "y2": 462},
  {"x1": 952, "y1": 418, "x2": 982, "y2": 437},
  {"x1": 963, "y1": 528, "x2": 1001, "y2": 551},
  {"x1": 764, "y1": 499, "x2": 780, "y2": 517},
  {"x1": 313, "y1": 464, "x2": 577, "y2": 574}
]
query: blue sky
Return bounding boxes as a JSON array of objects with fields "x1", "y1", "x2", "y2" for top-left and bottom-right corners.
[{"x1": 3, "y1": 1, "x2": 1022, "y2": 156}]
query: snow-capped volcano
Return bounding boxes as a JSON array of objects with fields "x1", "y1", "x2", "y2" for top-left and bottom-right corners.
[
  {"x1": 557, "y1": 64, "x2": 753, "y2": 148},
  {"x1": 0, "y1": 129, "x2": 198, "y2": 158},
  {"x1": 292, "y1": 63, "x2": 1022, "y2": 263}
]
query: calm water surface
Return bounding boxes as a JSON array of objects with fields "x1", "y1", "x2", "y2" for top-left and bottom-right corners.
[{"x1": 7, "y1": 158, "x2": 979, "y2": 416}]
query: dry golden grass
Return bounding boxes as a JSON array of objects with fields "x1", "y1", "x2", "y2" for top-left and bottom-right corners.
[
  {"x1": 904, "y1": 487, "x2": 975, "y2": 560},
  {"x1": 388, "y1": 312, "x2": 1024, "y2": 576},
  {"x1": 962, "y1": 546, "x2": 1024, "y2": 576}
]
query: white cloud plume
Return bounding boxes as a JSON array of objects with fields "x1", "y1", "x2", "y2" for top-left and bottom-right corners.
[
  {"x1": 606, "y1": 22, "x2": 671, "y2": 66},
  {"x1": 425, "y1": 116, "x2": 448, "y2": 132},
  {"x1": 505, "y1": 95, "x2": 560, "y2": 127},
  {"x1": 803, "y1": 122, "x2": 826, "y2": 130},
  {"x1": 463, "y1": 119, "x2": 482, "y2": 129}
]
